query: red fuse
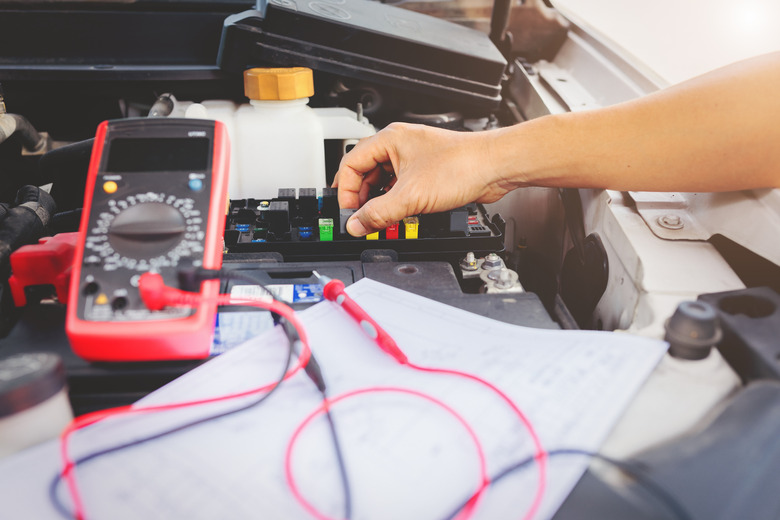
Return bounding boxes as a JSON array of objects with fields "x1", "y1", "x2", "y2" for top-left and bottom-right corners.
[
  {"x1": 8, "y1": 232, "x2": 79, "y2": 306},
  {"x1": 386, "y1": 222, "x2": 399, "y2": 239}
]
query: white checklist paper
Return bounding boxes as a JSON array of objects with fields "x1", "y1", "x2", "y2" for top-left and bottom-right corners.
[{"x1": 0, "y1": 278, "x2": 667, "y2": 520}]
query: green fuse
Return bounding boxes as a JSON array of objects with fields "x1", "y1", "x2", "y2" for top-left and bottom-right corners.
[{"x1": 319, "y1": 218, "x2": 334, "y2": 241}]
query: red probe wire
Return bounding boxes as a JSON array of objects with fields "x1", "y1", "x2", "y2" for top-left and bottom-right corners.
[
  {"x1": 285, "y1": 387, "x2": 490, "y2": 520},
  {"x1": 406, "y1": 362, "x2": 548, "y2": 520},
  {"x1": 59, "y1": 273, "x2": 311, "y2": 520},
  {"x1": 285, "y1": 367, "x2": 548, "y2": 520},
  {"x1": 316, "y1": 274, "x2": 549, "y2": 520}
]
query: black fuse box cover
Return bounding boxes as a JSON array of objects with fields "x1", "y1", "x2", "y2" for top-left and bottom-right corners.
[{"x1": 218, "y1": 0, "x2": 507, "y2": 109}]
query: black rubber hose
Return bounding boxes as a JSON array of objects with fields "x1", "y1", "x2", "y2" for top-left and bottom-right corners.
[
  {"x1": 38, "y1": 138, "x2": 94, "y2": 212},
  {"x1": 0, "y1": 186, "x2": 57, "y2": 266},
  {"x1": 0, "y1": 114, "x2": 46, "y2": 152}
]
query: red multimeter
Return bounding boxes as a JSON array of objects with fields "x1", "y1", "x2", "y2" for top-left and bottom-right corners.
[{"x1": 66, "y1": 118, "x2": 229, "y2": 361}]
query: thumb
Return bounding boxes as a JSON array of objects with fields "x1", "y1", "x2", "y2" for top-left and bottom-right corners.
[{"x1": 346, "y1": 193, "x2": 407, "y2": 237}]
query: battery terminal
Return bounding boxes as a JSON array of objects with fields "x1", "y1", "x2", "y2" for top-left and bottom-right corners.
[{"x1": 460, "y1": 251, "x2": 478, "y2": 271}]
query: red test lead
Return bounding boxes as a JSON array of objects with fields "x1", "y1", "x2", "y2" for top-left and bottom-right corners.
[{"x1": 313, "y1": 271, "x2": 408, "y2": 365}]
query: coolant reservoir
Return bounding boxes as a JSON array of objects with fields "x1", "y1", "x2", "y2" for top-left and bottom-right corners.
[
  {"x1": 232, "y1": 67, "x2": 326, "y2": 199},
  {"x1": 186, "y1": 100, "x2": 240, "y2": 197}
]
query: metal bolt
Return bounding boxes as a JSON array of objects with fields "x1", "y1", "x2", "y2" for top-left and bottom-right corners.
[
  {"x1": 460, "y1": 251, "x2": 478, "y2": 271},
  {"x1": 482, "y1": 252, "x2": 502, "y2": 269},
  {"x1": 486, "y1": 268, "x2": 519, "y2": 289},
  {"x1": 486, "y1": 267, "x2": 509, "y2": 280},
  {"x1": 495, "y1": 269, "x2": 516, "y2": 289},
  {"x1": 657, "y1": 214, "x2": 684, "y2": 230}
]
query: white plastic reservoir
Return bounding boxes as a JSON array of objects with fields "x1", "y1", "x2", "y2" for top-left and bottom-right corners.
[{"x1": 185, "y1": 67, "x2": 375, "y2": 200}]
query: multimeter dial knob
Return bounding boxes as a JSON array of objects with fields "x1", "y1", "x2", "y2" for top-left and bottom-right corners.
[
  {"x1": 85, "y1": 193, "x2": 206, "y2": 271},
  {"x1": 108, "y1": 202, "x2": 186, "y2": 258}
]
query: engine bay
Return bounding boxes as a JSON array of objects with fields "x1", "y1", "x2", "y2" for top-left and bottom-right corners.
[{"x1": 1, "y1": 1, "x2": 780, "y2": 519}]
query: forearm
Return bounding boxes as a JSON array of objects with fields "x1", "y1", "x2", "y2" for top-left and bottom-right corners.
[
  {"x1": 334, "y1": 53, "x2": 780, "y2": 236},
  {"x1": 490, "y1": 52, "x2": 780, "y2": 192}
]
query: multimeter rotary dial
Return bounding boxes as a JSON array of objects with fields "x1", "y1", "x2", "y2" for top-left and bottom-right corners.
[{"x1": 85, "y1": 192, "x2": 206, "y2": 271}]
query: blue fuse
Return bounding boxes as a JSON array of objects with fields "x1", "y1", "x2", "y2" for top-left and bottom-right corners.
[{"x1": 299, "y1": 226, "x2": 314, "y2": 240}]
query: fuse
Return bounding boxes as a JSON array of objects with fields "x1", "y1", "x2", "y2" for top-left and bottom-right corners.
[
  {"x1": 233, "y1": 208, "x2": 256, "y2": 234},
  {"x1": 298, "y1": 188, "x2": 318, "y2": 222},
  {"x1": 386, "y1": 222, "x2": 399, "y2": 240},
  {"x1": 339, "y1": 208, "x2": 357, "y2": 236},
  {"x1": 252, "y1": 227, "x2": 268, "y2": 241},
  {"x1": 321, "y1": 187, "x2": 339, "y2": 220},
  {"x1": 277, "y1": 188, "x2": 296, "y2": 203},
  {"x1": 299, "y1": 226, "x2": 314, "y2": 240},
  {"x1": 319, "y1": 218, "x2": 334, "y2": 241},
  {"x1": 403, "y1": 216, "x2": 419, "y2": 239},
  {"x1": 366, "y1": 232, "x2": 379, "y2": 240},
  {"x1": 267, "y1": 201, "x2": 290, "y2": 239},
  {"x1": 449, "y1": 207, "x2": 469, "y2": 236}
]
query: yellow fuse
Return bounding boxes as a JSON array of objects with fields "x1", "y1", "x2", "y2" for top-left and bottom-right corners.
[
  {"x1": 366, "y1": 232, "x2": 379, "y2": 240},
  {"x1": 403, "y1": 216, "x2": 419, "y2": 239}
]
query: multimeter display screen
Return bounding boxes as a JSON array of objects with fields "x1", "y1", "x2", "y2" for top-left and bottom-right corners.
[{"x1": 106, "y1": 137, "x2": 210, "y2": 172}]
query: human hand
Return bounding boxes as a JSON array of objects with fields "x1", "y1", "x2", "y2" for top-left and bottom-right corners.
[{"x1": 333, "y1": 122, "x2": 512, "y2": 236}]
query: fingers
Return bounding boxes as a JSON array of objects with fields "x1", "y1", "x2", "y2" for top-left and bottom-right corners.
[
  {"x1": 334, "y1": 132, "x2": 396, "y2": 209},
  {"x1": 334, "y1": 164, "x2": 380, "y2": 210},
  {"x1": 358, "y1": 167, "x2": 386, "y2": 206},
  {"x1": 335, "y1": 122, "x2": 488, "y2": 236},
  {"x1": 346, "y1": 188, "x2": 408, "y2": 237}
]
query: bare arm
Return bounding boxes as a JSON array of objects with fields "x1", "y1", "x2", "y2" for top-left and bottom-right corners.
[{"x1": 335, "y1": 52, "x2": 780, "y2": 236}]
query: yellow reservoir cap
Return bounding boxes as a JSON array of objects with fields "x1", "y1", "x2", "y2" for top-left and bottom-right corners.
[{"x1": 243, "y1": 67, "x2": 315, "y2": 101}]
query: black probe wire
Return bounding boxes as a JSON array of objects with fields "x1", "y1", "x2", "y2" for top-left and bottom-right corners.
[
  {"x1": 440, "y1": 448, "x2": 694, "y2": 520},
  {"x1": 185, "y1": 267, "x2": 353, "y2": 518},
  {"x1": 322, "y1": 404, "x2": 352, "y2": 520},
  {"x1": 178, "y1": 267, "x2": 277, "y2": 297},
  {"x1": 281, "y1": 318, "x2": 353, "y2": 520},
  {"x1": 48, "y1": 312, "x2": 296, "y2": 520},
  {"x1": 210, "y1": 267, "x2": 353, "y2": 519}
]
